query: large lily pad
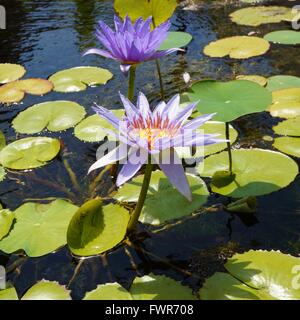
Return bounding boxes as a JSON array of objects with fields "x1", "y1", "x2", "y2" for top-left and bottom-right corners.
[
  {"x1": 267, "y1": 75, "x2": 300, "y2": 92},
  {"x1": 204, "y1": 36, "x2": 270, "y2": 59},
  {"x1": 0, "y1": 137, "x2": 61, "y2": 170},
  {"x1": 176, "y1": 121, "x2": 238, "y2": 158},
  {"x1": 114, "y1": 171, "x2": 209, "y2": 226},
  {"x1": 49, "y1": 66, "x2": 113, "y2": 93},
  {"x1": 264, "y1": 30, "x2": 300, "y2": 45},
  {"x1": 0, "y1": 200, "x2": 78, "y2": 257},
  {"x1": 84, "y1": 283, "x2": 133, "y2": 300},
  {"x1": 130, "y1": 274, "x2": 196, "y2": 300},
  {"x1": 159, "y1": 31, "x2": 192, "y2": 50},
  {"x1": 22, "y1": 280, "x2": 71, "y2": 300},
  {"x1": 67, "y1": 199, "x2": 130, "y2": 257},
  {"x1": 0, "y1": 79, "x2": 53, "y2": 104},
  {"x1": 74, "y1": 109, "x2": 125, "y2": 142},
  {"x1": 273, "y1": 117, "x2": 300, "y2": 136},
  {"x1": 12, "y1": 101, "x2": 86, "y2": 134},
  {"x1": 229, "y1": 6, "x2": 297, "y2": 27},
  {"x1": 187, "y1": 80, "x2": 272, "y2": 122},
  {"x1": 114, "y1": 0, "x2": 177, "y2": 26},
  {"x1": 0, "y1": 286, "x2": 18, "y2": 300},
  {"x1": 273, "y1": 137, "x2": 300, "y2": 158},
  {"x1": 0, "y1": 63, "x2": 26, "y2": 84},
  {"x1": 269, "y1": 88, "x2": 300, "y2": 119},
  {"x1": 200, "y1": 250, "x2": 300, "y2": 300},
  {"x1": 0, "y1": 209, "x2": 14, "y2": 240},
  {"x1": 200, "y1": 149, "x2": 298, "y2": 198}
]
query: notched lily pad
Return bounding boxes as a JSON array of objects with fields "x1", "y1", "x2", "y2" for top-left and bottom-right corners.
[
  {"x1": 0, "y1": 63, "x2": 26, "y2": 84},
  {"x1": 13, "y1": 100, "x2": 86, "y2": 134},
  {"x1": 84, "y1": 283, "x2": 132, "y2": 300},
  {"x1": 0, "y1": 200, "x2": 78, "y2": 257},
  {"x1": 0, "y1": 209, "x2": 14, "y2": 240},
  {"x1": 273, "y1": 117, "x2": 300, "y2": 136},
  {"x1": 0, "y1": 137, "x2": 61, "y2": 170},
  {"x1": 204, "y1": 36, "x2": 270, "y2": 59},
  {"x1": 0, "y1": 79, "x2": 53, "y2": 104},
  {"x1": 273, "y1": 137, "x2": 300, "y2": 158},
  {"x1": 49, "y1": 66, "x2": 113, "y2": 93},
  {"x1": 264, "y1": 30, "x2": 300, "y2": 45}
]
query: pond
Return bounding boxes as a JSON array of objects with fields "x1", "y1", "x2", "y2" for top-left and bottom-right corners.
[{"x1": 0, "y1": 0, "x2": 300, "y2": 300}]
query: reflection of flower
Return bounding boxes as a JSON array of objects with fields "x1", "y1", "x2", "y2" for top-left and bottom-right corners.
[
  {"x1": 84, "y1": 15, "x2": 181, "y2": 73},
  {"x1": 88, "y1": 92, "x2": 223, "y2": 201}
]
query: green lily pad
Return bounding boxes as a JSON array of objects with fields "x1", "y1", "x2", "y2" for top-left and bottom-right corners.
[
  {"x1": 264, "y1": 30, "x2": 300, "y2": 45},
  {"x1": 74, "y1": 110, "x2": 125, "y2": 142},
  {"x1": 84, "y1": 283, "x2": 132, "y2": 300},
  {"x1": 0, "y1": 166, "x2": 5, "y2": 182},
  {"x1": 130, "y1": 274, "x2": 196, "y2": 300},
  {"x1": 0, "y1": 63, "x2": 26, "y2": 84},
  {"x1": 0, "y1": 209, "x2": 14, "y2": 240},
  {"x1": 273, "y1": 117, "x2": 300, "y2": 136},
  {"x1": 229, "y1": 6, "x2": 297, "y2": 27},
  {"x1": 236, "y1": 75, "x2": 267, "y2": 86},
  {"x1": 200, "y1": 149, "x2": 298, "y2": 197},
  {"x1": 114, "y1": 171, "x2": 209, "y2": 226},
  {"x1": 187, "y1": 80, "x2": 272, "y2": 122},
  {"x1": 49, "y1": 66, "x2": 113, "y2": 93},
  {"x1": 0, "y1": 286, "x2": 18, "y2": 300},
  {"x1": 22, "y1": 280, "x2": 71, "y2": 300},
  {"x1": 0, "y1": 200, "x2": 78, "y2": 257},
  {"x1": 204, "y1": 36, "x2": 270, "y2": 59},
  {"x1": 201, "y1": 250, "x2": 300, "y2": 300},
  {"x1": 176, "y1": 121, "x2": 238, "y2": 158},
  {"x1": 0, "y1": 79, "x2": 53, "y2": 104},
  {"x1": 114, "y1": 0, "x2": 177, "y2": 26},
  {"x1": 12, "y1": 101, "x2": 86, "y2": 134},
  {"x1": 0, "y1": 137, "x2": 61, "y2": 170},
  {"x1": 269, "y1": 88, "x2": 300, "y2": 119},
  {"x1": 267, "y1": 75, "x2": 300, "y2": 92},
  {"x1": 67, "y1": 200, "x2": 130, "y2": 257},
  {"x1": 159, "y1": 31, "x2": 192, "y2": 50},
  {"x1": 0, "y1": 130, "x2": 6, "y2": 151},
  {"x1": 273, "y1": 137, "x2": 300, "y2": 158}
]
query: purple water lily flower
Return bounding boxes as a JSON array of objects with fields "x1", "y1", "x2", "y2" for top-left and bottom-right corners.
[
  {"x1": 83, "y1": 15, "x2": 181, "y2": 74},
  {"x1": 88, "y1": 93, "x2": 224, "y2": 201}
]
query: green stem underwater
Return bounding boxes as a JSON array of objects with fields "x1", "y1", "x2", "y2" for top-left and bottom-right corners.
[
  {"x1": 127, "y1": 157, "x2": 153, "y2": 233},
  {"x1": 155, "y1": 59, "x2": 165, "y2": 100},
  {"x1": 225, "y1": 122, "x2": 233, "y2": 173},
  {"x1": 128, "y1": 65, "x2": 136, "y2": 101}
]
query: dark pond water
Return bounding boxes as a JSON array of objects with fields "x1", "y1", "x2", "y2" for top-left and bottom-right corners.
[{"x1": 0, "y1": 0, "x2": 300, "y2": 299}]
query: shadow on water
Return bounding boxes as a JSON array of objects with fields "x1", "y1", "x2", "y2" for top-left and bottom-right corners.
[{"x1": 0, "y1": 0, "x2": 300, "y2": 299}]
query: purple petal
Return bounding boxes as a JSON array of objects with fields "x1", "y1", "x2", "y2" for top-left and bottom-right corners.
[
  {"x1": 137, "y1": 92, "x2": 150, "y2": 117},
  {"x1": 120, "y1": 64, "x2": 132, "y2": 75},
  {"x1": 153, "y1": 149, "x2": 192, "y2": 201},
  {"x1": 93, "y1": 104, "x2": 121, "y2": 130},
  {"x1": 162, "y1": 94, "x2": 181, "y2": 119},
  {"x1": 153, "y1": 101, "x2": 167, "y2": 116},
  {"x1": 183, "y1": 113, "x2": 216, "y2": 130},
  {"x1": 170, "y1": 102, "x2": 198, "y2": 128},
  {"x1": 150, "y1": 48, "x2": 184, "y2": 60},
  {"x1": 83, "y1": 48, "x2": 116, "y2": 59},
  {"x1": 119, "y1": 92, "x2": 139, "y2": 120}
]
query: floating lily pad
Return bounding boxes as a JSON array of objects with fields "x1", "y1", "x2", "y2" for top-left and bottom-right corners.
[
  {"x1": 0, "y1": 209, "x2": 14, "y2": 240},
  {"x1": 0, "y1": 64, "x2": 26, "y2": 84},
  {"x1": 114, "y1": 0, "x2": 177, "y2": 26},
  {"x1": 0, "y1": 137, "x2": 61, "y2": 170},
  {"x1": 0, "y1": 130, "x2": 6, "y2": 151},
  {"x1": 0, "y1": 166, "x2": 5, "y2": 182},
  {"x1": 230, "y1": 6, "x2": 296, "y2": 27},
  {"x1": 49, "y1": 66, "x2": 113, "y2": 93},
  {"x1": 84, "y1": 283, "x2": 133, "y2": 300},
  {"x1": 273, "y1": 117, "x2": 300, "y2": 136},
  {"x1": 176, "y1": 121, "x2": 238, "y2": 158},
  {"x1": 67, "y1": 200, "x2": 130, "y2": 257},
  {"x1": 201, "y1": 250, "x2": 300, "y2": 300},
  {"x1": 264, "y1": 30, "x2": 300, "y2": 45},
  {"x1": 22, "y1": 280, "x2": 71, "y2": 300},
  {"x1": 0, "y1": 79, "x2": 53, "y2": 104},
  {"x1": 0, "y1": 286, "x2": 18, "y2": 300},
  {"x1": 267, "y1": 75, "x2": 300, "y2": 92},
  {"x1": 74, "y1": 109, "x2": 125, "y2": 142},
  {"x1": 159, "y1": 31, "x2": 192, "y2": 50},
  {"x1": 0, "y1": 200, "x2": 78, "y2": 257},
  {"x1": 204, "y1": 36, "x2": 270, "y2": 59},
  {"x1": 114, "y1": 171, "x2": 209, "y2": 226},
  {"x1": 200, "y1": 149, "x2": 298, "y2": 197},
  {"x1": 273, "y1": 137, "x2": 300, "y2": 158},
  {"x1": 12, "y1": 101, "x2": 86, "y2": 134},
  {"x1": 269, "y1": 88, "x2": 300, "y2": 119},
  {"x1": 187, "y1": 80, "x2": 272, "y2": 122},
  {"x1": 236, "y1": 75, "x2": 267, "y2": 86}
]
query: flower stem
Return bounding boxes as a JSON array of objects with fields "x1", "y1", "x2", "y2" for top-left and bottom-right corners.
[
  {"x1": 225, "y1": 122, "x2": 233, "y2": 173},
  {"x1": 155, "y1": 59, "x2": 165, "y2": 100},
  {"x1": 128, "y1": 65, "x2": 136, "y2": 101},
  {"x1": 127, "y1": 157, "x2": 153, "y2": 233}
]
